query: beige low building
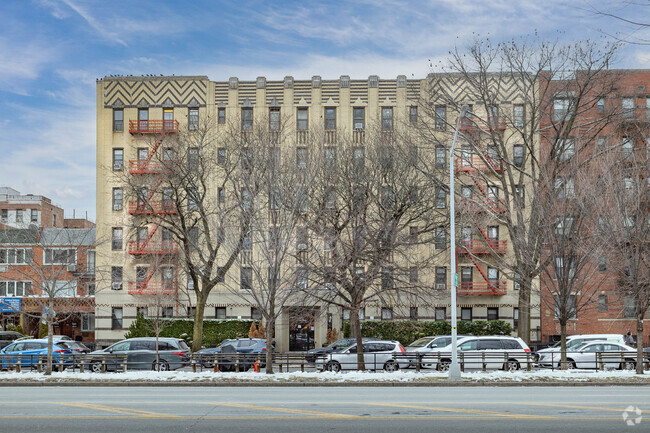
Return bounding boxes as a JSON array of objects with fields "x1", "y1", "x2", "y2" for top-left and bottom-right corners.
[{"x1": 95, "y1": 74, "x2": 540, "y2": 350}]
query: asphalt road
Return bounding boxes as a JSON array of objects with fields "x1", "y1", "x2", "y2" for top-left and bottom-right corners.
[{"x1": 0, "y1": 385, "x2": 647, "y2": 432}]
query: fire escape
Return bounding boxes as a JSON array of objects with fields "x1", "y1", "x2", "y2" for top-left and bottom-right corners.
[
  {"x1": 455, "y1": 115, "x2": 508, "y2": 296},
  {"x1": 127, "y1": 119, "x2": 179, "y2": 296}
]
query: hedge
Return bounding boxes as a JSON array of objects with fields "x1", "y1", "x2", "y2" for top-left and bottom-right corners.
[
  {"x1": 343, "y1": 320, "x2": 513, "y2": 346},
  {"x1": 124, "y1": 314, "x2": 258, "y2": 348}
]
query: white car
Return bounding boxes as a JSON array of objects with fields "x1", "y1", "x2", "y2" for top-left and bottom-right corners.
[
  {"x1": 421, "y1": 336, "x2": 531, "y2": 372},
  {"x1": 540, "y1": 341, "x2": 637, "y2": 370},
  {"x1": 405, "y1": 335, "x2": 468, "y2": 367},
  {"x1": 535, "y1": 334, "x2": 625, "y2": 363},
  {"x1": 315, "y1": 340, "x2": 409, "y2": 372}
]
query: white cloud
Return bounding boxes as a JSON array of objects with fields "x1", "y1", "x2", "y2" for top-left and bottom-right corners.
[
  {"x1": 60, "y1": 0, "x2": 127, "y2": 46},
  {"x1": 0, "y1": 37, "x2": 59, "y2": 94}
]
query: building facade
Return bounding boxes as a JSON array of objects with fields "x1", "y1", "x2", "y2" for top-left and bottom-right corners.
[
  {"x1": 95, "y1": 74, "x2": 540, "y2": 350},
  {"x1": 0, "y1": 187, "x2": 65, "y2": 229}
]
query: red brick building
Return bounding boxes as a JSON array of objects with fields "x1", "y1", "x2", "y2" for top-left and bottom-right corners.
[
  {"x1": 0, "y1": 187, "x2": 65, "y2": 229},
  {"x1": 539, "y1": 70, "x2": 650, "y2": 346}
]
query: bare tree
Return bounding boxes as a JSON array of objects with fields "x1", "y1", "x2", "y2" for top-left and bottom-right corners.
[
  {"x1": 0, "y1": 227, "x2": 95, "y2": 375},
  {"x1": 298, "y1": 126, "x2": 447, "y2": 370},
  {"x1": 587, "y1": 1, "x2": 650, "y2": 45},
  {"x1": 430, "y1": 36, "x2": 619, "y2": 343}
]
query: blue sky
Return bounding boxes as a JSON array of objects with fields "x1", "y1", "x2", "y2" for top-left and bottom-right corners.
[{"x1": 0, "y1": 0, "x2": 648, "y2": 221}]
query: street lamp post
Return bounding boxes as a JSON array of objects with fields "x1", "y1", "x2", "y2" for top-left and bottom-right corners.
[{"x1": 448, "y1": 104, "x2": 469, "y2": 380}]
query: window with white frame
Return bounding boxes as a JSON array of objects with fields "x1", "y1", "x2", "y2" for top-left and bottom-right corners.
[
  {"x1": 0, "y1": 248, "x2": 32, "y2": 265},
  {"x1": 557, "y1": 139, "x2": 575, "y2": 160},
  {"x1": 435, "y1": 105, "x2": 446, "y2": 129},
  {"x1": 296, "y1": 108, "x2": 308, "y2": 130},
  {"x1": 622, "y1": 97, "x2": 635, "y2": 119},
  {"x1": 0, "y1": 281, "x2": 32, "y2": 297},
  {"x1": 30, "y1": 209, "x2": 38, "y2": 223},
  {"x1": 48, "y1": 280, "x2": 77, "y2": 298},
  {"x1": 622, "y1": 136, "x2": 634, "y2": 158},
  {"x1": 81, "y1": 313, "x2": 95, "y2": 331},
  {"x1": 43, "y1": 248, "x2": 76, "y2": 265},
  {"x1": 555, "y1": 177, "x2": 575, "y2": 199},
  {"x1": 188, "y1": 108, "x2": 199, "y2": 130},
  {"x1": 381, "y1": 107, "x2": 393, "y2": 131},
  {"x1": 112, "y1": 188, "x2": 123, "y2": 211},
  {"x1": 553, "y1": 98, "x2": 573, "y2": 121},
  {"x1": 513, "y1": 104, "x2": 525, "y2": 127},
  {"x1": 324, "y1": 107, "x2": 336, "y2": 130},
  {"x1": 353, "y1": 107, "x2": 365, "y2": 130},
  {"x1": 86, "y1": 251, "x2": 95, "y2": 273}
]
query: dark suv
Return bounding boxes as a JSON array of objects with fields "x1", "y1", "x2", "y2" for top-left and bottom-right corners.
[
  {"x1": 86, "y1": 337, "x2": 191, "y2": 372},
  {"x1": 0, "y1": 331, "x2": 26, "y2": 349}
]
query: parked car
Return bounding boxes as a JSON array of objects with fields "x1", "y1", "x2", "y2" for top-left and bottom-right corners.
[
  {"x1": 538, "y1": 341, "x2": 637, "y2": 370},
  {"x1": 0, "y1": 331, "x2": 26, "y2": 349},
  {"x1": 305, "y1": 338, "x2": 378, "y2": 363},
  {"x1": 421, "y1": 336, "x2": 531, "y2": 372},
  {"x1": 57, "y1": 340, "x2": 91, "y2": 354},
  {"x1": 195, "y1": 338, "x2": 269, "y2": 369},
  {"x1": 314, "y1": 340, "x2": 408, "y2": 372},
  {"x1": 85, "y1": 337, "x2": 190, "y2": 372},
  {"x1": 0, "y1": 339, "x2": 73, "y2": 369},
  {"x1": 534, "y1": 334, "x2": 625, "y2": 361},
  {"x1": 405, "y1": 335, "x2": 468, "y2": 367}
]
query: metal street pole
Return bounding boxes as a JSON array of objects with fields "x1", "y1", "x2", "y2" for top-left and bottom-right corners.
[{"x1": 448, "y1": 105, "x2": 469, "y2": 381}]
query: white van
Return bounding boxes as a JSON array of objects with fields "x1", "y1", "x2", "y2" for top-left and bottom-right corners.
[{"x1": 535, "y1": 334, "x2": 625, "y2": 361}]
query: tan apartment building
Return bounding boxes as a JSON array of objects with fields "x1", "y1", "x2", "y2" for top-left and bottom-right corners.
[{"x1": 95, "y1": 74, "x2": 540, "y2": 350}]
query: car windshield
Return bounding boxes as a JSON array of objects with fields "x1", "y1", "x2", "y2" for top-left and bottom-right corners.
[
  {"x1": 408, "y1": 338, "x2": 433, "y2": 348},
  {"x1": 430, "y1": 338, "x2": 451, "y2": 348}
]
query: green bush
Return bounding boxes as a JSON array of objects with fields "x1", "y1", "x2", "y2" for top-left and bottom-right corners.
[
  {"x1": 346, "y1": 320, "x2": 513, "y2": 346},
  {"x1": 123, "y1": 315, "x2": 257, "y2": 348}
]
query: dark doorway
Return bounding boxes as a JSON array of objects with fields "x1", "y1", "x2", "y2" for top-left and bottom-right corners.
[{"x1": 288, "y1": 308, "x2": 315, "y2": 351}]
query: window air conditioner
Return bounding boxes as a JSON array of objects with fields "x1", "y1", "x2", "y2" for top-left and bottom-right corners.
[
  {"x1": 436, "y1": 283, "x2": 446, "y2": 290},
  {"x1": 67, "y1": 264, "x2": 77, "y2": 272},
  {"x1": 0, "y1": 265, "x2": 8, "y2": 273}
]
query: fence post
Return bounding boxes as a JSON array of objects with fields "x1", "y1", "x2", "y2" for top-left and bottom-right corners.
[
  {"x1": 16, "y1": 354, "x2": 21, "y2": 373},
  {"x1": 460, "y1": 353, "x2": 465, "y2": 373},
  {"x1": 598, "y1": 352, "x2": 604, "y2": 371},
  {"x1": 58, "y1": 357, "x2": 64, "y2": 373},
  {"x1": 235, "y1": 355, "x2": 240, "y2": 373},
  {"x1": 79, "y1": 357, "x2": 84, "y2": 373},
  {"x1": 191, "y1": 356, "x2": 196, "y2": 373},
  {"x1": 416, "y1": 353, "x2": 421, "y2": 372},
  {"x1": 122, "y1": 354, "x2": 128, "y2": 373},
  {"x1": 526, "y1": 352, "x2": 531, "y2": 372},
  {"x1": 482, "y1": 352, "x2": 486, "y2": 372},
  {"x1": 101, "y1": 359, "x2": 106, "y2": 373}
]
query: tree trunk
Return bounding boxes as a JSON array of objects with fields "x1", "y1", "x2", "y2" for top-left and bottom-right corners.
[
  {"x1": 191, "y1": 294, "x2": 206, "y2": 353},
  {"x1": 559, "y1": 321, "x2": 567, "y2": 370},
  {"x1": 517, "y1": 281, "x2": 531, "y2": 344},
  {"x1": 350, "y1": 308, "x2": 365, "y2": 371},
  {"x1": 636, "y1": 315, "x2": 644, "y2": 375},
  {"x1": 265, "y1": 316, "x2": 274, "y2": 374}
]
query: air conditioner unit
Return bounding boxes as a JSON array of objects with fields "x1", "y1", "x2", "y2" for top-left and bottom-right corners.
[
  {"x1": 111, "y1": 283, "x2": 122, "y2": 291},
  {"x1": 67, "y1": 264, "x2": 77, "y2": 272},
  {"x1": 0, "y1": 265, "x2": 8, "y2": 273},
  {"x1": 436, "y1": 283, "x2": 446, "y2": 290}
]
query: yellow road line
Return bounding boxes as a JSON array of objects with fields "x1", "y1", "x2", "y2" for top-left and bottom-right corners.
[
  {"x1": 360, "y1": 402, "x2": 557, "y2": 420},
  {"x1": 513, "y1": 402, "x2": 647, "y2": 413},
  {"x1": 206, "y1": 402, "x2": 364, "y2": 419},
  {"x1": 0, "y1": 415, "x2": 627, "y2": 421},
  {"x1": 52, "y1": 402, "x2": 181, "y2": 418}
]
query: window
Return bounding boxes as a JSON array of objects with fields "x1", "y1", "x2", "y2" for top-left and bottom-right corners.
[
  {"x1": 241, "y1": 107, "x2": 253, "y2": 131},
  {"x1": 15, "y1": 209, "x2": 22, "y2": 223},
  {"x1": 296, "y1": 147, "x2": 307, "y2": 169},
  {"x1": 408, "y1": 267, "x2": 418, "y2": 284},
  {"x1": 487, "y1": 307, "x2": 499, "y2": 321},
  {"x1": 251, "y1": 307, "x2": 261, "y2": 320},
  {"x1": 487, "y1": 267, "x2": 499, "y2": 282},
  {"x1": 598, "y1": 255, "x2": 607, "y2": 272},
  {"x1": 138, "y1": 108, "x2": 148, "y2": 129},
  {"x1": 513, "y1": 307, "x2": 519, "y2": 329},
  {"x1": 113, "y1": 109, "x2": 123, "y2": 131},
  {"x1": 554, "y1": 216, "x2": 574, "y2": 237},
  {"x1": 188, "y1": 147, "x2": 199, "y2": 170},
  {"x1": 410, "y1": 307, "x2": 418, "y2": 320},
  {"x1": 554, "y1": 295, "x2": 576, "y2": 318},
  {"x1": 435, "y1": 227, "x2": 446, "y2": 250},
  {"x1": 162, "y1": 307, "x2": 174, "y2": 318},
  {"x1": 1, "y1": 209, "x2": 7, "y2": 221},
  {"x1": 381, "y1": 268, "x2": 394, "y2": 290},
  {"x1": 81, "y1": 313, "x2": 95, "y2": 332},
  {"x1": 553, "y1": 98, "x2": 573, "y2": 122},
  {"x1": 216, "y1": 307, "x2": 226, "y2": 319},
  {"x1": 624, "y1": 177, "x2": 634, "y2": 191},
  {"x1": 53, "y1": 214, "x2": 56, "y2": 226},
  {"x1": 380, "y1": 307, "x2": 393, "y2": 320},
  {"x1": 380, "y1": 107, "x2": 393, "y2": 131},
  {"x1": 597, "y1": 136, "x2": 606, "y2": 149},
  {"x1": 623, "y1": 296, "x2": 635, "y2": 318},
  {"x1": 240, "y1": 267, "x2": 252, "y2": 291},
  {"x1": 557, "y1": 139, "x2": 575, "y2": 160},
  {"x1": 30, "y1": 209, "x2": 38, "y2": 223},
  {"x1": 324, "y1": 147, "x2": 336, "y2": 170},
  {"x1": 43, "y1": 248, "x2": 75, "y2": 265},
  {"x1": 0, "y1": 248, "x2": 32, "y2": 265},
  {"x1": 0, "y1": 281, "x2": 32, "y2": 297},
  {"x1": 324, "y1": 107, "x2": 336, "y2": 130},
  {"x1": 353, "y1": 107, "x2": 365, "y2": 130},
  {"x1": 597, "y1": 97, "x2": 605, "y2": 114},
  {"x1": 188, "y1": 108, "x2": 199, "y2": 130},
  {"x1": 136, "y1": 306, "x2": 148, "y2": 318},
  {"x1": 598, "y1": 294, "x2": 608, "y2": 312},
  {"x1": 86, "y1": 282, "x2": 95, "y2": 296},
  {"x1": 112, "y1": 188, "x2": 123, "y2": 211},
  {"x1": 622, "y1": 137, "x2": 634, "y2": 158},
  {"x1": 409, "y1": 106, "x2": 418, "y2": 123},
  {"x1": 353, "y1": 147, "x2": 364, "y2": 168},
  {"x1": 269, "y1": 107, "x2": 280, "y2": 131},
  {"x1": 112, "y1": 149, "x2": 123, "y2": 171},
  {"x1": 50, "y1": 280, "x2": 77, "y2": 298},
  {"x1": 187, "y1": 187, "x2": 198, "y2": 211},
  {"x1": 513, "y1": 145, "x2": 524, "y2": 167},
  {"x1": 434, "y1": 146, "x2": 447, "y2": 169},
  {"x1": 461, "y1": 267, "x2": 473, "y2": 284},
  {"x1": 218, "y1": 107, "x2": 226, "y2": 124},
  {"x1": 296, "y1": 267, "x2": 308, "y2": 289},
  {"x1": 111, "y1": 266, "x2": 123, "y2": 290},
  {"x1": 555, "y1": 257, "x2": 576, "y2": 280},
  {"x1": 435, "y1": 187, "x2": 446, "y2": 209},
  {"x1": 555, "y1": 177, "x2": 575, "y2": 199},
  {"x1": 513, "y1": 273, "x2": 521, "y2": 291},
  {"x1": 435, "y1": 105, "x2": 446, "y2": 129},
  {"x1": 513, "y1": 104, "x2": 524, "y2": 127},
  {"x1": 435, "y1": 307, "x2": 446, "y2": 321},
  {"x1": 111, "y1": 307, "x2": 123, "y2": 330},
  {"x1": 461, "y1": 307, "x2": 472, "y2": 321},
  {"x1": 111, "y1": 227, "x2": 123, "y2": 250},
  {"x1": 163, "y1": 108, "x2": 174, "y2": 130},
  {"x1": 622, "y1": 97, "x2": 634, "y2": 119},
  {"x1": 296, "y1": 108, "x2": 308, "y2": 130},
  {"x1": 461, "y1": 186, "x2": 472, "y2": 200},
  {"x1": 408, "y1": 226, "x2": 419, "y2": 244},
  {"x1": 435, "y1": 267, "x2": 447, "y2": 289}
]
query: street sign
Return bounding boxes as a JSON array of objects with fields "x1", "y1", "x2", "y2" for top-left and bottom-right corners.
[
  {"x1": 0, "y1": 297, "x2": 21, "y2": 313},
  {"x1": 454, "y1": 273, "x2": 458, "y2": 287}
]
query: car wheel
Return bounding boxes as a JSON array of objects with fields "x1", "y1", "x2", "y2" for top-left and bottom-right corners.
[
  {"x1": 383, "y1": 361, "x2": 399, "y2": 372},
  {"x1": 326, "y1": 361, "x2": 341, "y2": 372},
  {"x1": 153, "y1": 360, "x2": 169, "y2": 371},
  {"x1": 504, "y1": 359, "x2": 520, "y2": 372},
  {"x1": 621, "y1": 359, "x2": 636, "y2": 371},
  {"x1": 437, "y1": 359, "x2": 451, "y2": 372},
  {"x1": 566, "y1": 359, "x2": 576, "y2": 369},
  {"x1": 90, "y1": 361, "x2": 103, "y2": 373}
]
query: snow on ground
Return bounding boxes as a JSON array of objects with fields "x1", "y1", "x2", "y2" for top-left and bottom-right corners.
[{"x1": 1, "y1": 369, "x2": 650, "y2": 383}]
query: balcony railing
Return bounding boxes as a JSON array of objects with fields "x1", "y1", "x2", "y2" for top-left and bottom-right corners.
[
  {"x1": 459, "y1": 116, "x2": 507, "y2": 132},
  {"x1": 128, "y1": 200, "x2": 177, "y2": 215},
  {"x1": 324, "y1": 130, "x2": 337, "y2": 144},
  {"x1": 455, "y1": 156, "x2": 502, "y2": 173},
  {"x1": 353, "y1": 130, "x2": 365, "y2": 144},
  {"x1": 127, "y1": 281, "x2": 177, "y2": 296},
  {"x1": 459, "y1": 239, "x2": 507, "y2": 255},
  {"x1": 458, "y1": 281, "x2": 507, "y2": 296},
  {"x1": 296, "y1": 130, "x2": 309, "y2": 145},
  {"x1": 128, "y1": 160, "x2": 164, "y2": 174},
  {"x1": 127, "y1": 240, "x2": 178, "y2": 255},
  {"x1": 129, "y1": 120, "x2": 179, "y2": 134}
]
